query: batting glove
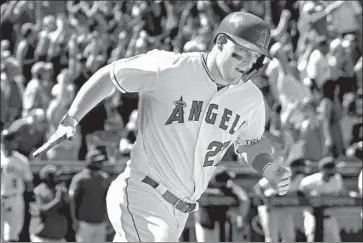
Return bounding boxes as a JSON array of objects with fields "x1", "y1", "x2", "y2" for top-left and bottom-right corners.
[{"x1": 263, "y1": 156, "x2": 291, "y2": 195}]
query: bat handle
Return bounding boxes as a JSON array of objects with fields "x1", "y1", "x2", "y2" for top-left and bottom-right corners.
[{"x1": 32, "y1": 134, "x2": 67, "y2": 158}]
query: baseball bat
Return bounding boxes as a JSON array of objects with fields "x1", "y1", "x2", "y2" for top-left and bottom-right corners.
[{"x1": 32, "y1": 133, "x2": 67, "y2": 158}]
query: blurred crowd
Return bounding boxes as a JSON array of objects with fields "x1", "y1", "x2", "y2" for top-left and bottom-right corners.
[{"x1": 1, "y1": 0, "x2": 362, "y2": 242}]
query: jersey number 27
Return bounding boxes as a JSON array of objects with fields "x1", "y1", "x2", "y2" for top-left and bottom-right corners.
[{"x1": 203, "y1": 140, "x2": 231, "y2": 167}]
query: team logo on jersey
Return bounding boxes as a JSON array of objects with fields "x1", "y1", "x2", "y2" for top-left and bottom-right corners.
[
  {"x1": 165, "y1": 96, "x2": 186, "y2": 124},
  {"x1": 165, "y1": 97, "x2": 246, "y2": 135}
]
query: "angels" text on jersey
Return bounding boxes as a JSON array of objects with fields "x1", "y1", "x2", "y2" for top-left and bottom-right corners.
[{"x1": 165, "y1": 96, "x2": 246, "y2": 135}]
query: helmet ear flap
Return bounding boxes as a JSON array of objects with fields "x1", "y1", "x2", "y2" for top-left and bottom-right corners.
[
  {"x1": 252, "y1": 55, "x2": 265, "y2": 72},
  {"x1": 241, "y1": 55, "x2": 265, "y2": 83}
]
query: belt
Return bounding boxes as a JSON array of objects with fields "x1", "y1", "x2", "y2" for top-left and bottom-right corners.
[{"x1": 141, "y1": 176, "x2": 196, "y2": 214}]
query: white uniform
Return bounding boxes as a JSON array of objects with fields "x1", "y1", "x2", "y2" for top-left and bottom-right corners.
[
  {"x1": 299, "y1": 172, "x2": 343, "y2": 242},
  {"x1": 257, "y1": 173, "x2": 304, "y2": 242},
  {"x1": 106, "y1": 50, "x2": 266, "y2": 241},
  {"x1": 1, "y1": 150, "x2": 33, "y2": 241}
]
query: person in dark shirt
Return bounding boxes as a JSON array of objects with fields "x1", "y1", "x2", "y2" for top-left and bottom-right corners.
[
  {"x1": 29, "y1": 165, "x2": 69, "y2": 242},
  {"x1": 195, "y1": 169, "x2": 250, "y2": 242},
  {"x1": 69, "y1": 149, "x2": 110, "y2": 242}
]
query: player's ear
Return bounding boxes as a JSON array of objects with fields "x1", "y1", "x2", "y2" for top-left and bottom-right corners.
[{"x1": 216, "y1": 34, "x2": 227, "y2": 51}]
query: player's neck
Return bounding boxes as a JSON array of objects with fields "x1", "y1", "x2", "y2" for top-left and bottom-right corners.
[{"x1": 204, "y1": 50, "x2": 227, "y2": 88}]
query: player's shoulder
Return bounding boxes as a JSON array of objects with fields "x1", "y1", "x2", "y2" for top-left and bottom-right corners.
[
  {"x1": 146, "y1": 49, "x2": 202, "y2": 69},
  {"x1": 237, "y1": 80, "x2": 264, "y2": 104},
  {"x1": 301, "y1": 172, "x2": 322, "y2": 185}
]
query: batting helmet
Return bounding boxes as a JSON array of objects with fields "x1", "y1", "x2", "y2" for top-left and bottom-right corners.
[{"x1": 213, "y1": 12, "x2": 272, "y2": 60}]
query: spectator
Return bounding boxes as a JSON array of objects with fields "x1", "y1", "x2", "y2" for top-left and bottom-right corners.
[
  {"x1": 1, "y1": 129, "x2": 34, "y2": 242},
  {"x1": 265, "y1": 42, "x2": 310, "y2": 113},
  {"x1": 318, "y1": 79, "x2": 345, "y2": 158},
  {"x1": 328, "y1": 38, "x2": 356, "y2": 103},
  {"x1": 195, "y1": 169, "x2": 250, "y2": 242},
  {"x1": 2, "y1": 58, "x2": 24, "y2": 127},
  {"x1": 119, "y1": 109, "x2": 138, "y2": 156},
  {"x1": 299, "y1": 157, "x2": 344, "y2": 242},
  {"x1": 69, "y1": 149, "x2": 110, "y2": 242},
  {"x1": 6, "y1": 108, "x2": 48, "y2": 158},
  {"x1": 15, "y1": 22, "x2": 38, "y2": 83},
  {"x1": 306, "y1": 36, "x2": 331, "y2": 91},
  {"x1": 22, "y1": 62, "x2": 50, "y2": 118},
  {"x1": 284, "y1": 98, "x2": 325, "y2": 162},
  {"x1": 47, "y1": 14, "x2": 67, "y2": 80},
  {"x1": 108, "y1": 31, "x2": 128, "y2": 64},
  {"x1": 46, "y1": 70, "x2": 81, "y2": 161},
  {"x1": 34, "y1": 15, "x2": 57, "y2": 62},
  {"x1": 341, "y1": 90, "x2": 362, "y2": 148},
  {"x1": 29, "y1": 165, "x2": 68, "y2": 242},
  {"x1": 41, "y1": 62, "x2": 55, "y2": 98},
  {"x1": 328, "y1": 1, "x2": 362, "y2": 51}
]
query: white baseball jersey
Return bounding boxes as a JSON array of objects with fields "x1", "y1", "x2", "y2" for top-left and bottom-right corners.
[
  {"x1": 110, "y1": 49, "x2": 265, "y2": 201},
  {"x1": 299, "y1": 172, "x2": 343, "y2": 196},
  {"x1": 1, "y1": 150, "x2": 33, "y2": 196}
]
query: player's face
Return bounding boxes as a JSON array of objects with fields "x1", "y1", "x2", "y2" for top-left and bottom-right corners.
[{"x1": 216, "y1": 36, "x2": 261, "y2": 85}]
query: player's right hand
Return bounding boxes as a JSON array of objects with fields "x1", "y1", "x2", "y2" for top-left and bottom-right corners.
[
  {"x1": 32, "y1": 116, "x2": 77, "y2": 158},
  {"x1": 263, "y1": 157, "x2": 291, "y2": 196},
  {"x1": 53, "y1": 123, "x2": 77, "y2": 141}
]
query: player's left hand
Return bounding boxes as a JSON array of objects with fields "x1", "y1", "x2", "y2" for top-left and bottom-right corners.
[{"x1": 263, "y1": 157, "x2": 291, "y2": 196}]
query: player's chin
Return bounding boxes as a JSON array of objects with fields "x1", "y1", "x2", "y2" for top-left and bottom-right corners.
[{"x1": 228, "y1": 75, "x2": 241, "y2": 85}]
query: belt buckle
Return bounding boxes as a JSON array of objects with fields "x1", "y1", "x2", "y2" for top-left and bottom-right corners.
[{"x1": 174, "y1": 199, "x2": 193, "y2": 213}]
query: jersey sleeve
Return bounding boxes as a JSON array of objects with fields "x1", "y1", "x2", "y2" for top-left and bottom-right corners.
[
  {"x1": 235, "y1": 99, "x2": 266, "y2": 147},
  {"x1": 109, "y1": 49, "x2": 178, "y2": 93}
]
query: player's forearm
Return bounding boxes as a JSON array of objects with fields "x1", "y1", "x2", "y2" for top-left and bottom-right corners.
[
  {"x1": 67, "y1": 64, "x2": 115, "y2": 123},
  {"x1": 236, "y1": 136, "x2": 273, "y2": 175}
]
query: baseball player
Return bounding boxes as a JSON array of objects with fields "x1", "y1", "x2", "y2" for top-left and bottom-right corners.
[
  {"x1": 33, "y1": 12, "x2": 291, "y2": 242},
  {"x1": 1, "y1": 129, "x2": 34, "y2": 242},
  {"x1": 299, "y1": 157, "x2": 344, "y2": 242}
]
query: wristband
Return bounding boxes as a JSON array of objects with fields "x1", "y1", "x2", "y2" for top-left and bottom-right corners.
[
  {"x1": 60, "y1": 115, "x2": 78, "y2": 127},
  {"x1": 251, "y1": 152, "x2": 273, "y2": 175}
]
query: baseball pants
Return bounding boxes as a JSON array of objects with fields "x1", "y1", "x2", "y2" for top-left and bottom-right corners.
[
  {"x1": 1, "y1": 194, "x2": 24, "y2": 241},
  {"x1": 106, "y1": 167, "x2": 190, "y2": 242},
  {"x1": 303, "y1": 211, "x2": 341, "y2": 242},
  {"x1": 258, "y1": 206, "x2": 296, "y2": 242},
  {"x1": 75, "y1": 221, "x2": 106, "y2": 242}
]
